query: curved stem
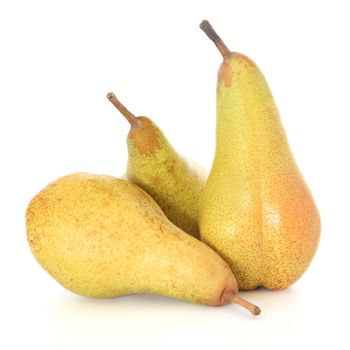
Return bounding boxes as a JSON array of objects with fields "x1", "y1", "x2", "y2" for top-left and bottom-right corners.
[
  {"x1": 200, "y1": 20, "x2": 231, "y2": 58},
  {"x1": 107, "y1": 92, "x2": 138, "y2": 126},
  {"x1": 232, "y1": 295, "x2": 261, "y2": 316}
]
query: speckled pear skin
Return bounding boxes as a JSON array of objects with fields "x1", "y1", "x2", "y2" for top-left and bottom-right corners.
[
  {"x1": 126, "y1": 117, "x2": 207, "y2": 239},
  {"x1": 26, "y1": 173, "x2": 235, "y2": 305},
  {"x1": 199, "y1": 53, "x2": 321, "y2": 290}
]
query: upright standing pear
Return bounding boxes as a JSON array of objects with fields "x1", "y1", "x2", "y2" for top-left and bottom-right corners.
[
  {"x1": 199, "y1": 20, "x2": 321, "y2": 290},
  {"x1": 107, "y1": 92, "x2": 206, "y2": 238}
]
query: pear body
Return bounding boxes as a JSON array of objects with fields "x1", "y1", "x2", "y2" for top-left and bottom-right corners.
[
  {"x1": 126, "y1": 117, "x2": 206, "y2": 238},
  {"x1": 26, "y1": 173, "x2": 235, "y2": 305},
  {"x1": 200, "y1": 53, "x2": 321, "y2": 290}
]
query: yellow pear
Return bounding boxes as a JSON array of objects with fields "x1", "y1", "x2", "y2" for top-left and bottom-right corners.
[
  {"x1": 26, "y1": 173, "x2": 260, "y2": 315},
  {"x1": 107, "y1": 92, "x2": 206, "y2": 238},
  {"x1": 199, "y1": 20, "x2": 321, "y2": 290}
]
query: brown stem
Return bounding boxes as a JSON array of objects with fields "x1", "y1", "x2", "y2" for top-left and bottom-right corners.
[
  {"x1": 107, "y1": 92, "x2": 139, "y2": 126},
  {"x1": 199, "y1": 20, "x2": 231, "y2": 58},
  {"x1": 232, "y1": 295, "x2": 261, "y2": 316}
]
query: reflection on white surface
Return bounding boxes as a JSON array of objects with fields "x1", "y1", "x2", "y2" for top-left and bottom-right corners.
[{"x1": 35, "y1": 287, "x2": 305, "y2": 349}]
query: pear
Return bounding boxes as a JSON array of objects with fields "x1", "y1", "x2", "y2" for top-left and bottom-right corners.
[
  {"x1": 26, "y1": 173, "x2": 260, "y2": 315},
  {"x1": 107, "y1": 92, "x2": 206, "y2": 239},
  {"x1": 199, "y1": 20, "x2": 321, "y2": 290}
]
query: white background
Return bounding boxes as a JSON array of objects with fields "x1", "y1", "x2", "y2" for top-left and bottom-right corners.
[{"x1": 1, "y1": 0, "x2": 349, "y2": 349}]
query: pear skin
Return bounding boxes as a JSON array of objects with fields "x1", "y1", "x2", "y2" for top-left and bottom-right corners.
[
  {"x1": 199, "y1": 21, "x2": 321, "y2": 290},
  {"x1": 107, "y1": 92, "x2": 206, "y2": 239},
  {"x1": 26, "y1": 173, "x2": 259, "y2": 315}
]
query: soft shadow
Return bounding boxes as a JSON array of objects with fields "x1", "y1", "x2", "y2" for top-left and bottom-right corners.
[
  {"x1": 237, "y1": 286, "x2": 304, "y2": 317},
  {"x1": 42, "y1": 293, "x2": 209, "y2": 332},
  {"x1": 42, "y1": 286, "x2": 304, "y2": 333}
]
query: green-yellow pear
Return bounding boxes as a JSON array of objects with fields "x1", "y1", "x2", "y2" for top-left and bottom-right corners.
[
  {"x1": 107, "y1": 92, "x2": 206, "y2": 239},
  {"x1": 26, "y1": 173, "x2": 260, "y2": 315},
  {"x1": 199, "y1": 20, "x2": 321, "y2": 290}
]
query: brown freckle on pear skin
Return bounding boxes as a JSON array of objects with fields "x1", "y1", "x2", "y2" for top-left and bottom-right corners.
[{"x1": 128, "y1": 117, "x2": 161, "y2": 154}]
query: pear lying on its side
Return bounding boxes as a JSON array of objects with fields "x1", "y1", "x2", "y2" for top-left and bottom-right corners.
[
  {"x1": 26, "y1": 173, "x2": 259, "y2": 315},
  {"x1": 107, "y1": 92, "x2": 206, "y2": 239}
]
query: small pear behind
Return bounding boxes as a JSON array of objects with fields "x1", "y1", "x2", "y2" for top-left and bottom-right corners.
[
  {"x1": 107, "y1": 92, "x2": 206, "y2": 238},
  {"x1": 26, "y1": 173, "x2": 260, "y2": 315}
]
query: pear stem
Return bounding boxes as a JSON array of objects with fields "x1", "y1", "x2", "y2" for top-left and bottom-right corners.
[
  {"x1": 232, "y1": 295, "x2": 261, "y2": 316},
  {"x1": 199, "y1": 20, "x2": 231, "y2": 58},
  {"x1": 107, "y1": 92, "x2": 138, "y2": 126}
]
